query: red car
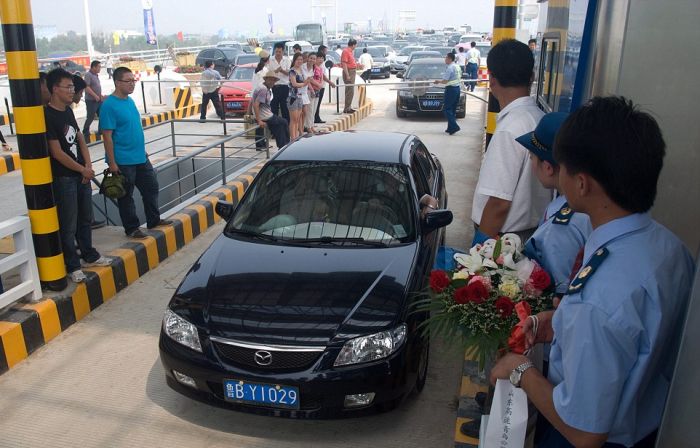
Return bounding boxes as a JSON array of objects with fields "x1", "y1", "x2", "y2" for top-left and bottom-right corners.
[{"x1": 219, "y1": 63, "x2": 257, "y2": 116}]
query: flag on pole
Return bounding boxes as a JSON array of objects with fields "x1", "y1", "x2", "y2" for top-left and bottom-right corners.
[
  {"x1": 267, "y1": 9, "x2": 274, "y2": 33},
  {"x1": 113, "y1": 31, "x2": 120, "y2": 46},
  {"x1": 143, "y1": 8, "x2": 157, "y2": 45},
  {"x1": 177, "y1": 31, "x2": 184, "y2": 41}
]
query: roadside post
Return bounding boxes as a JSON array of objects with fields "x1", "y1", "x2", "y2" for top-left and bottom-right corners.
[{"x1": 0, "y1": 0, "x2": 67, "y2": 290}]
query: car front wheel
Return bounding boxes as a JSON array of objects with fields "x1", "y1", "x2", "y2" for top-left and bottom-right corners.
[
  {"x1": 396, "y1": 99, "x2": 407, "y2": 118},
  {"x1": 415, "y1": 338, "x2": 430, "y2": 392}
]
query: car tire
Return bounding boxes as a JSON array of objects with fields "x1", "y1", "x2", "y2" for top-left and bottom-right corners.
[
  {"x1": 415, "y1": 338, "x2": 430, "y2": 393},
  {"x1": 457, "y1": 103, "x2": 466, "y2": 119},
  {"x1": 396, "y1": 100, "x2": 407, "y2": 118}
]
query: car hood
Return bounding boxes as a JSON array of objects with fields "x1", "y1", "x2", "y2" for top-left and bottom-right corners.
[
  {"x1": 396, "y1": 55, "x2": 410, "y2": 63},
  {"x1": 397, "y1": 80, "x2": 445, "y2": 96},
  {"x1": 173, "y1": 234, "x2": 418, "y2": 347},
  {"x1": 220, "y1": 81, "x2": 252, "y2": 95}
]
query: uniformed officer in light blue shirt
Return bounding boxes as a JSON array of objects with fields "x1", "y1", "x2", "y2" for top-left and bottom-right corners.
[
  {"x1": 489, "y1": 97, "x2": 695, "y2": 447},
  {"x1": 517, "y1": 112, "x2": 592, "y2": 297}
]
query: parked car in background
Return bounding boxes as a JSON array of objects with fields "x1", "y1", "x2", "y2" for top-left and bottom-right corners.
[
  {"x1": 396, "y1": 58, "x2": 466, "y2": 118},
  {"x1": 216, "y1": 41, "x2": 243, "y2": 50},
  {"x1": 354, "y1": 46, "x2": 392, "y2": 79},
  {"x1": 159, "y1": 131, "x2": 452, "y2": 418},
  {"x1": 405, "y1": 51, "x2": 442, "y2": 67},
  {"x1": 425, "y1": 46, "x2": 456, "y2": 56},
  {"x1": 219, "y1": 63, "x2": 256, "y2": 116},
  {"x1": 41, "y1": 60, "x2": 86, "y2": 75},
  {"x1": 196, "y1": 47, "x2": 241, "y2": 77},
  {"x1": 392, "y1": 45, "x2": 429, "y2": 73},
  {"x1": 233, "y1": 53, "x2": 261, "y2": 67}
]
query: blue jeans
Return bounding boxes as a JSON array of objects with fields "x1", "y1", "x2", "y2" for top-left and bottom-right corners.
[
  {"x1": 466, "y1": 62, "x2": 478, "y2": 91},
  {"x1": 117, "y1": 161, "x2": 161, "y2": 234},
  {"x1": 53, "y1": 176, "x2": 100, "y2": 273},
  {"x1": 443, "y1": 85, "x2": 460, "y2": 133}
]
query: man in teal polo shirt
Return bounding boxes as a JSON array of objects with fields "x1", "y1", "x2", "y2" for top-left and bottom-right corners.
[
  {"x1": 434, "y1": 52, "x2": 462, "y2": 135},
  {"x1": 100, "y1": 67, "x2": 170, "y2": 238}
]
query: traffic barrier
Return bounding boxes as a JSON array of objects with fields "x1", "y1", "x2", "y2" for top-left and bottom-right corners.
[
  {"x1": 0, "y1": 164, "x2": 263, "y2": 374},
  {"x1": 0, "y1": 216, "x2": 42, "y2": 310},
  {"x1": 0, "y1": 152, "x2": 20, "y2": 175}
]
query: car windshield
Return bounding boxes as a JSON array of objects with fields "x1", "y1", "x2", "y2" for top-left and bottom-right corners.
[
  {"x1": 228, "y1": 66, "x2": 254, "y2": 80},
  {"x1": 411, "y1": 52, "x2": 440, "y2": 61},
  {"x1": 476, "y1": 44, "x2": 491, "y2": 59},
  {"x1": 399, "y1": 47, "x2": 424, "y2": 56},
  {"x1": 236, "y1": 54, "x2": 259, "y2": 65},
  {"x1": 405, "y1": 63, "x2": 446, "y2": 80},
  {"x1": 220, "y1": 48, "x2": 240, "y2": 59},
  {"x1": 228, "y1": 161, "x2": 416, "y2": 245},
  {"x1": 354, "y1": 47, "x2": 386, "y2": 58}
]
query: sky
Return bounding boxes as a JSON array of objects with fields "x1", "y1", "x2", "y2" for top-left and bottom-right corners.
[{"x1": 29, "y1": 0, "x2": 496, "y2": 37}]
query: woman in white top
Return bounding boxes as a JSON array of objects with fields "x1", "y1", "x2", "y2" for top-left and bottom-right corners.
[
  {"x1": 303, "y1": 53, "x2": 323, "y2": 134},
  {"x1": 288, "y1": 53, "x2": 310, "y2": 141}
]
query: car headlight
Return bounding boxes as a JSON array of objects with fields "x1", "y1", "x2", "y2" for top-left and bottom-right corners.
[
  {"x1": 399, "y1": 90, "x2": 413, "y2": 97},
  {"x1": 163, "y1": 309, "x2": 202, "y2": 352},
  {"x1": 334, "y1": 324, "x2": 407, "y2": 366},
  {"x1": 383, "y1": 62, "x2": 390, "y2": 67}
]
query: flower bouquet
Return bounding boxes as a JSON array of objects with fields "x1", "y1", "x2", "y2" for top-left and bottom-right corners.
[{"x1": 413, "y1": 234, "x2": 554, "y2": 368}]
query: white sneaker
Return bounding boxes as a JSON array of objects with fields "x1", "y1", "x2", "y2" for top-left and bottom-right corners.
[
  {"x1": 83, "y1": 256, "x2": 112, "y2": 267},
  {"x1": 70, "y1": 270, "x2": 87, "y2": 283}
]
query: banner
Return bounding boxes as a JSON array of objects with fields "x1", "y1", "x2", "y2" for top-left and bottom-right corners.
[
  {"x1": 267, "y1": 9, "x2": 273, "y2": 34},
  {"x1": 143, "y1": 8, "x2": 157, "y2": 45},
  {"x1": 177, "y1": 31, "x2": 184, "y2": 41},
  {"x1": 113, "y1": 31, "x2": 120, "y2": 46}
]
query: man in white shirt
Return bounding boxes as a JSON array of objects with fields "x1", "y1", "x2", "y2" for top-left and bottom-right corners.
[
  {"x1": 267, "y1": 42, "x2": 291, "y2": 123},
  {"x1": 358, "y1": 47, "x2": 374, "y2": 83},
  {"x1": 465, "y1": 41, "x2": 481, "y2": 92},
  {"x1": 471, "y1": 39, "x2": 551, "y2": 245},
  {"x1": 456, "y1": 47, "x2": 468, "y2": 73}
]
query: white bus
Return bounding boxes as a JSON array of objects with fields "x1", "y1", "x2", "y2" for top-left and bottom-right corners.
[{"x1": 294, "y1": 22, "x2": 327, "y2": 48}]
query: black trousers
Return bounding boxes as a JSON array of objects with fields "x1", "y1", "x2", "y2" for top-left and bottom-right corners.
[
  {"x1": 314, "y1": 87, "x2": 325, "y2": 121},
  {"x1": 264, "y1": 115, "x2": 290, "y2": 148},
  {"x1": 200, "y1": 90, "x2": 223, "y2": 119},
  {"x1": 271, "y1": 85, "x2": 290, "y2": 123}
]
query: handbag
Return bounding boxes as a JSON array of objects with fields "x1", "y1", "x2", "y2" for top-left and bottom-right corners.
[{"x1": 99, "y1": 169, "x2": 127, "y2": 199}]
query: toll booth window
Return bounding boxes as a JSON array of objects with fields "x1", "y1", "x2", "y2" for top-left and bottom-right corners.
[{"x1": 537, "y1": 36, "x2": 561, "y2": 112}]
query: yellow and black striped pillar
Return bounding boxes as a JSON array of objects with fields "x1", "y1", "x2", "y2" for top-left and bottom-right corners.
[
  {"x1": 1, "y1": 0, "x2": 67, "y2": 290},
  {"x1": 485, "y1": 0, "x2": 518, "y2": 149}
]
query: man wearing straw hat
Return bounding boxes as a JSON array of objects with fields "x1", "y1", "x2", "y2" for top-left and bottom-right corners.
[{"x1": 253, "y1": 69, "x2": 290, "y2": 149}]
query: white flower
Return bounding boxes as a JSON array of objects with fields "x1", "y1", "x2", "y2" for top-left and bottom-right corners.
[
  {"x1": 501, "y1": 233, "x2": 523, "y2": 252},
  {"x1": 503, "y1": 252, "x2": 518, "y2": 270},
  {"x1": 454, "y1": 252, "x2": 484, "y2": 274},
  {"x1": 477, "y1": 239, "x2": 497, "y2": 259}
]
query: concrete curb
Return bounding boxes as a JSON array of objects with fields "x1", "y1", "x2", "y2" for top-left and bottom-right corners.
[
  {"x1": 0, "y1": 164, "x2": 262, "y2": 375},
  {"x1": 454, "y1": 354, "x2": 489, "y2": 447}
]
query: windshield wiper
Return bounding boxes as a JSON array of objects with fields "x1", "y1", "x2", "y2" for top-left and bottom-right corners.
[
  {"x1": 226, "y1": 228, "x2": 280, "y2": 242},
  {"x1": 284, "y1": 236, "x2": 389, "y2": 247}
]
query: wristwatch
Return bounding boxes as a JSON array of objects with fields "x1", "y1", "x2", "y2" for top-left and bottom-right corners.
[{"x1": 509, "y1": 361, "x2": 535, "y2": 388}]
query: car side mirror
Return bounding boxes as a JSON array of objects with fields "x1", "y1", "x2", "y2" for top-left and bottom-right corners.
[
  {"x1": 396, "y1": 72, "x2": 404, "y2": 78},
  {"x1": 423, "y1": 209, "x2": 453, "y2": 233},
  {"x1": 325, "y1": 60, "x2": 333, "y2": 69},
  {"x1": 215, "y1": 200, "x2": 234, "y2": 220}
]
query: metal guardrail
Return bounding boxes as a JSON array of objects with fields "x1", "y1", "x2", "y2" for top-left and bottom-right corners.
[
  {"x1": 0, "y1": 216, "x2": 42, "y2": 308},
  {"x1": 87, "y1": 118, "x2": 269, "y2": 226}
]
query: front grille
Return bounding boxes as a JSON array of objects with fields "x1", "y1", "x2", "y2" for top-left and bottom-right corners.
[{"x1": 214, "y1": 342, "x2": 322, "y2": 372}]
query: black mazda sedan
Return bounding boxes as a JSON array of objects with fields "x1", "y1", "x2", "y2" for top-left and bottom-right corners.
[
  {"x1": 396, "y1": 58, "x2": 467, "y2": 118},
  {"x1": 159, "y1": 131, "x2": 452, "y2": 418}
]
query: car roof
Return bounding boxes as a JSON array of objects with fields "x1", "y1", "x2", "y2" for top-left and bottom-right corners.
[
  {"x1": 411, "y1": 51, "x2": 441, "y2": 56},
  {"x1": 409, "y1": 58, "x2": 446, "y2": 65},
  {"x1": 273, "y1": 131, "x2": 414, "y2": 164}
]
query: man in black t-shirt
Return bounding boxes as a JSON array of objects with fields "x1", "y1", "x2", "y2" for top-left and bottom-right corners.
[{"x1": 45, "y1": 69, "x2": 111, "y2": 284}]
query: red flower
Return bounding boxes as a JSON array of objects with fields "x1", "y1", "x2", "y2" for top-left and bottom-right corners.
[
  {"x1": 430, "y1": 270, "x2": 450, "y2": 293},
  {"x1": 530, "y1": 266, "x2": 552, "y2": 291},
  {"x1": 454, "y1": 282, "x2": 489, "y2": 305},
  {"x1": 495, "y1": 296, "x2": 515, "y2": 318}
]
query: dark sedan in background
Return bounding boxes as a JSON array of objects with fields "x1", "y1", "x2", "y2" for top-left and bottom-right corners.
[
  {"x1": 195, "y1": 47, "x2": 241, "y2": 77},
  {"x1": 159, "y1": 131, "x2": 453, "y2": 418},
  {"x1": 396, "y1": 58, "x2": 467, "y2": 118},
  {"x1": 354, "y1": 46, "x2": 392, "y2": 79}
]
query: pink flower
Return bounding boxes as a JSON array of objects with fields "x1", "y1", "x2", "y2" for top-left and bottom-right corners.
[{"x1": 468, "y1": 275, "x2": 492, "y2": 291}]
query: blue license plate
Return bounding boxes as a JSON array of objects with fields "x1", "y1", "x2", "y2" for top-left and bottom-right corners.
[
  {"x1": 421, "y1": 100, "x2": 442, "y2": 108},
  {"x1": 371, "y1": 68, "x2": 380, "y2": 73},
  {"x1": 226, "y1": 101, "x2": 242, "y2": 109},
  {"x1": 223, "y1": 379, "x2": 300, "y2": 409}
]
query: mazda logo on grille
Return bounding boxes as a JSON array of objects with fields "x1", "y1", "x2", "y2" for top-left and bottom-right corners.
[{"x1": 254, "y1": 350, "x2": 272, "y2": 366}]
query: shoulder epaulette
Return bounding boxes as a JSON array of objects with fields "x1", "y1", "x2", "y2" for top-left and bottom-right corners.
[
  {"x1": 552, "y1": 202, "x2": 573, "y2": 225},
  {"x1": 566, "y1": 247, "x2": 609, "y2": 294}
]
